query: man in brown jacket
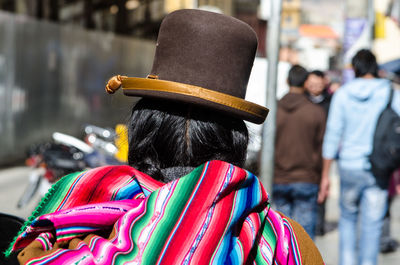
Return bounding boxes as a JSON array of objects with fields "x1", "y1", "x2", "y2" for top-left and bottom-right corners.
[{"x1": 273, "y1": 64, "x2": 326, "y2": 240}]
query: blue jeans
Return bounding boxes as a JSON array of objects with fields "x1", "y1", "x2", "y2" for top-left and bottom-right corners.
[
  {"x1": 339, "y1": 167, "x2": 388, "y2": 265},
  {"x1": 272, "y1": 182, "x2": 319, "y2": 239}
]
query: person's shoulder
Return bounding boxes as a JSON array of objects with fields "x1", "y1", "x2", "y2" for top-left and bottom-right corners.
[
  {"x1": 277, "y1": 93, "x2": 290, "y2": 104},
  {"x1": 84, "y1": 165, "x2": 135, "y2": 177},
  {"x1": 306, "y1": 99, "x2": 324, "y2": 110},
  {"x1": 278, "y1": 212, "x2": 325, "y2": 265},
  {"x1": 329, "y1": 85, "x2": 348, "y2": 105},
  {"x1": 304, "y1": 100, "x2": 326, "y2": 121}
]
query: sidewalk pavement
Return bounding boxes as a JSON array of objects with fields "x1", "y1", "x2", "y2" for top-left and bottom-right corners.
[{"x1": 315, "y1": 164, "x2": 400, "y2": 265}]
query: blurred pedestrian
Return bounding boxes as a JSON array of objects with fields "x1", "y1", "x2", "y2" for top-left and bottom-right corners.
[
  {"x1": 7, "y1": 9, "x2": 324, "y2": 265},
  {"x1": 380, "y1": 167, "x2": 400, "y2": 253},
  {"x1": 321, "y1": 49, "x2": 400, "y2": 265},
  {"x1": 305, "y1": 69, "x2": 332, "y2": 236},
  {"x1": 305, "y1": 70, "x2": 332, "y2": 114},
  {"x1": 273, "y1": 65, "x2": 326, "y2": 240}
]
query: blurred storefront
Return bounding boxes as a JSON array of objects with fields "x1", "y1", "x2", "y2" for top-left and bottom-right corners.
[
  {"x1": 374, "y1": 0, "x2": 400, "y2": 64},
  {"x1": 340, "y1": 0, "x2": 400, "y2": 82},
  {"x1": 279, "y1": 0, "x2": 342, "y2": 74},
  {"x1": 281, "y1": 0, "x2": 301, "y2": 45},
  {"x1": 0, "y1": 0, "x2": 259, "y2": 38}
]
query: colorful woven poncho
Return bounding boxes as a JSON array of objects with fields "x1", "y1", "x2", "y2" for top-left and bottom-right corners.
[{"x1": 8, "y1": 160, "x2": 304, "y2": 264}]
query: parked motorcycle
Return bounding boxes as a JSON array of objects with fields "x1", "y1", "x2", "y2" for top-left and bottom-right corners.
[
  {"x1": 17, "y1": 125, "x2": 126, "y2": 209},
  {"x1": 17, "y1": 140, "x2": 87, "y2": 208}
]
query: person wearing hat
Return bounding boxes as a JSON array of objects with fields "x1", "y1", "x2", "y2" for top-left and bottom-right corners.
[{"x1": 8, "y1": 9, "x2": 323, "y2": 265}]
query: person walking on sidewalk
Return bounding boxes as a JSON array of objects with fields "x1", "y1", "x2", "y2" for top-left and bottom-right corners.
[
  {"x1": 305, "y1": 69, "x2": 333, "y2": 236},
  {"x1": 305, "y1": 70, "x2": 332, "y2": 115},
  {"x1": 320, "y1": 49, "x2": 400, "y2": 265},
  {"x1": 273, "y1": 65, "x2": 326, "y2": 240}
]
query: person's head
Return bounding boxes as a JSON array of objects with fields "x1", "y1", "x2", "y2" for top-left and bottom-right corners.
[
  {"x1": 127, "y1": 99, "x2": 249, "y2": 182},
  {"x1": 287, "y1": 65, "x2": 309, "y2": 89},
  {"x1": 305, "y1": 70, "x2": 325, "y2": 96},
  {"x1": 351, "y1": 49, "x2": 379, "y2": 78},
  {"x1": 105, "y1": 10, "x2": 269, "y2": 182}
]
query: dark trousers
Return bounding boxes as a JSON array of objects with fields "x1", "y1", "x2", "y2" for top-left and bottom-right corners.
[{"x1": 272, "y1": 182, "x2": 319, "y2": 240}]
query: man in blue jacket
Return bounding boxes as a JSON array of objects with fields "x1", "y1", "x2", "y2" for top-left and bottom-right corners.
[{"x1": 320, "y1": 49, "x2": 400, "y2": 265}]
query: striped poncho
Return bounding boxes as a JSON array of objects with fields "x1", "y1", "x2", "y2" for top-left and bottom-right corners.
[{"x1": 9, "y1": 160, "x2": 307, "y2": 264}]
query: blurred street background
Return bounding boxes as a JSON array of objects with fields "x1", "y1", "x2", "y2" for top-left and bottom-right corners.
[{"x1": 1, "y1": 0, "x2": 400, "y2": 264}]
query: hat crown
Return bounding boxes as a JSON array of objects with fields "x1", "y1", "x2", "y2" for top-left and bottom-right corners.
[{"x1": 150, "y1": 9, "x2": 258, "y2": 99}]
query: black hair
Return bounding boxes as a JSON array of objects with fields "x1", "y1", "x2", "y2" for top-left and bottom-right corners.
[
  {"x1": 351, "y1": 49, "x2": 379, "y2": 78},
  {"x1": 310, "y1": 70, "x2": 325, "y2": 78},
  {"x1": 288, "y1": 65, "x2": 309, "y2": 87},
  {"x1": 127, "y1": 98, "x2": 249, "y2": 182}
]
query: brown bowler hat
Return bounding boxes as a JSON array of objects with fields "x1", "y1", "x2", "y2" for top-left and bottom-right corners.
[{"x1": 106, "y1": 9, "x2": 269, "y2": 124}]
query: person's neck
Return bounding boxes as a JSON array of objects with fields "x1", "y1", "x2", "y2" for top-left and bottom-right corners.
[
  {"x1": 289, "y1": 86, "x2": 304, "y2": 94},
  {"x1": 360, "y1": 73, "x2": 375, "y2": 79}
]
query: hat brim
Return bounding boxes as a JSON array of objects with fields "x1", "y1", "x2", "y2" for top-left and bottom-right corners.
[{"x1": 121, "y1": 77, "x2": 269, "y2": 124}]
